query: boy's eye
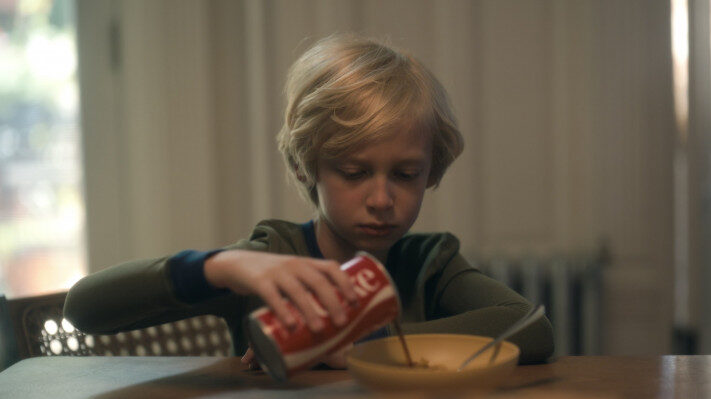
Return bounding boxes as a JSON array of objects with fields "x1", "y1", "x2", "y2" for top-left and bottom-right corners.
[
  {"x1": 394, "y1": 170, "x2": 421, "y2": 181},
  {"x1": 339, "y1": 169, "x2": 366, "y2": 180}
]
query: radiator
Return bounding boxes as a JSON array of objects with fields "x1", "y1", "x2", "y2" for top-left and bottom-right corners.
[{"x1": 475, "y1": 248, "x2": 608, "y2": 356}]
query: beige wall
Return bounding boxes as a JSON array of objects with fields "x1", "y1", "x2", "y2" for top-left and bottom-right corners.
[{"x1": 78, "y1": 0, "x2": 676, "y2": 355}]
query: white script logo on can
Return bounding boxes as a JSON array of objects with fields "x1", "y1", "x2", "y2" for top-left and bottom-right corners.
[{"x1": 244, "y1": 252, "x2": 401, "y2": 381}]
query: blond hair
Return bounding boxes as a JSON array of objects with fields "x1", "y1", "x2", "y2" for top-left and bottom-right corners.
[{"x1": 277, "y1": 34, "x2": 464, "y2": 205}]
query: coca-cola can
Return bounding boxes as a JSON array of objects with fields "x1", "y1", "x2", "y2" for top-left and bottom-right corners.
[{"x1": 244, "y1": 251, "x2": 401, "y2": 381}]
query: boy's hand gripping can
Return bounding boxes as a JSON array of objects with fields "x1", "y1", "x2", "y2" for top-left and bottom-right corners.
[{"x1": 244, "y1": 252, "x2": 401, "y2": 381}]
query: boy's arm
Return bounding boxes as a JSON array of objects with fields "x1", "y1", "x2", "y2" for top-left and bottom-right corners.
[
  {"x1": 397, "y1": 255, "x2": 555, "y2": 364},
  {"x1": 63, "y1": 253, "x2": 240, "y2": 334},
  {"x1": 64, "y1": 222, "x2": 357, "y2": 336},
  {"x1": 64, "y1": 224, "x2": 283, "y2": 334}
]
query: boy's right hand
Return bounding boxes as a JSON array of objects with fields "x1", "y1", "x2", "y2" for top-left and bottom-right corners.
[{"x1": 204, "y1": 250, "x2": 358, "y2": 332}]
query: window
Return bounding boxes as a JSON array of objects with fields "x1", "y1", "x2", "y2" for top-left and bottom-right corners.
[{"x1": 0, "y1": 0, "x2": 85, "y2": 297}]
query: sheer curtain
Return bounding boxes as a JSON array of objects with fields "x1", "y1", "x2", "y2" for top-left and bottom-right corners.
[{"x1": 78, "y1": 0, "x2": 676, "y2": 355}]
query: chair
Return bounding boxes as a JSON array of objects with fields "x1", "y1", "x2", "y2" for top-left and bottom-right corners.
[{"x1": 0, "y1": 292, "x2": 232, "y2": 371}]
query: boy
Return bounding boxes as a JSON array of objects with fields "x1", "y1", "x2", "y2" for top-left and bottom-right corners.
[{"x1": 64, "y1": 34, "x2": 554, "y2": 367}]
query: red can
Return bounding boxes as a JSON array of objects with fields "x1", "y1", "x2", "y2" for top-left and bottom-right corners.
[{"x1": 244, "y1": 252, "x2": 401, "y2": 381}]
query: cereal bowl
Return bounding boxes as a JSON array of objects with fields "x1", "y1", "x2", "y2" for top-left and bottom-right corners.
[{"x1": 346, "y1": 334, "x2": 519, "y2": 392}]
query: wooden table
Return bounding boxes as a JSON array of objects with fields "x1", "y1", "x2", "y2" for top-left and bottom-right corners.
[{"x1": 0, "y1": 356, "x2": 708, "y2": 398}]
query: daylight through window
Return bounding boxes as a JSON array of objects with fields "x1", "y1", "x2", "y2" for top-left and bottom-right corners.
[{"x1": 0, "y1": 0, "x2": 85, "y2": 297}]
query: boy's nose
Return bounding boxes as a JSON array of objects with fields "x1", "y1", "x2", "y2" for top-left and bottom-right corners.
[{"x1": 366, "y1": 178, "x2": 394, "y2": 211}]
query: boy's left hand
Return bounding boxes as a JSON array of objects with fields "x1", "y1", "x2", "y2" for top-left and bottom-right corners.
[{"x1": 241, "y1": 347, "x2": 261, "y2": 370}]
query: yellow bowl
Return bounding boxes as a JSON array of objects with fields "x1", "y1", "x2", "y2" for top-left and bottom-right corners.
[{"x1": 346, "y1": 334, "x2": 519, "y2": 392}]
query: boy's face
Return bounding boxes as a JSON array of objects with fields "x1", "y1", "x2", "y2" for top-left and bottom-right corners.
[{"x1": 314, "y1": 128, "x2": 433, "y2": 263}]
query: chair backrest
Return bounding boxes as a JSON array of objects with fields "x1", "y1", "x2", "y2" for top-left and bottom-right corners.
[{"x1": 0, "y1": 292, "x2": 232, "y2": 370}]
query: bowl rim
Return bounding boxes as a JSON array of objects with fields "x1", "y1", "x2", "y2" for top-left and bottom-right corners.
[{"x1": 346, "y1": 333, "x2": 520, "y2": 374}]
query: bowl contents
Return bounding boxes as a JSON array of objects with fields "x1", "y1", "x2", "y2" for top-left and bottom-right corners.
[{"x1": 410, "y1": 357, "x2": 449, "y2": 371}]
